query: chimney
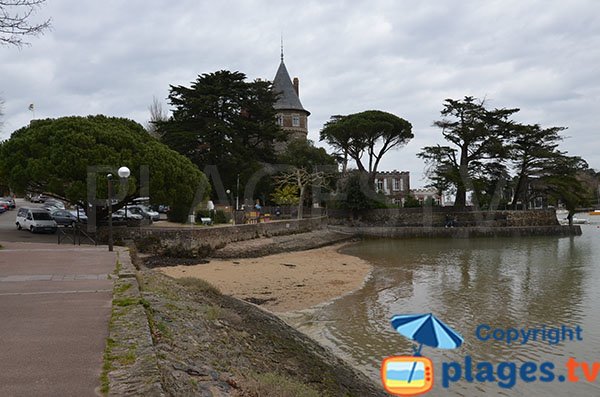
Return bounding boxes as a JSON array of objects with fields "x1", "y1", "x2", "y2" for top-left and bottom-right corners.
[{"x1": 293, "y1": 77, "x2": 299, "y2": 96}]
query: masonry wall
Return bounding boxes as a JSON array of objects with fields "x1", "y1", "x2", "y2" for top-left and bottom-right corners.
[
  {"x1": 327, "y1": 208, "x2": 559, "y2": 227},
  {"x1": 101, "y1": 217, "x2": 327, "y2": 255},
  {"x1": 330, "y1": 225, "x2": 581, "y2": 239}
]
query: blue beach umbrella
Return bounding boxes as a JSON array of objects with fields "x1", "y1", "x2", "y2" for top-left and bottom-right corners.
[{"x1": 390, "y1": 313, "x2": 463, "y2": 383}]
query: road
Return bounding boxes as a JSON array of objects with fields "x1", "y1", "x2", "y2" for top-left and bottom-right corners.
[{"x1": 0, "y1": 199, "x2": 117, "y2": 396}]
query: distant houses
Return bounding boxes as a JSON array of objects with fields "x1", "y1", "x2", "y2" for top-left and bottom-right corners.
[{"x1": 373, "y1": 171, "x2": 410, "y2": 205}]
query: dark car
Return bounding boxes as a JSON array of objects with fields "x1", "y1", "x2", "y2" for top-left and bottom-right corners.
[{"x1": 51, "y1": 209, "x2": 78, "y2": 226}]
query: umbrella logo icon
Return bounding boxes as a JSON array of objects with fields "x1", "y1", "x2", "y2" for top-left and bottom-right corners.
[{"x1": 381, "y1": 313, "x2": 463, "y2": 396}]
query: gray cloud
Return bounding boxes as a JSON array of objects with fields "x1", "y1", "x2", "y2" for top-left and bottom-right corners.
[{"x1": 1, "y1": 0, "x2": 599, "y2": 186}]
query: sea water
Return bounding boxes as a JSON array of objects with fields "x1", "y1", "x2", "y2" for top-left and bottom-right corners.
[{"x1": 286, "y1": 214, "x2": 600, "y2": 396}]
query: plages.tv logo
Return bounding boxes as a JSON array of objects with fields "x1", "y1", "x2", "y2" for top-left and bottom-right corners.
[{"x1": 381, "y1": 313, "x2": 463, "y2": 396}]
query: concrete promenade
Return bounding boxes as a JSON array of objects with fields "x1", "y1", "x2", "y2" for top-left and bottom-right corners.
[{"x1": 0, "y1": 242, "x2": 116, "y2": 396}]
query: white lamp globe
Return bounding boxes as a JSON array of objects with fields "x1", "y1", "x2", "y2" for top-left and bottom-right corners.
[{"x1": 117, "y1": 166, "x2": 131, "y2": 178}]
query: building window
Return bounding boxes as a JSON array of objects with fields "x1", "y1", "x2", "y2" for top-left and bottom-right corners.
[
  {"x1": 375, "y1": 179, "x2": 384, "y2": 192},
  {"x1": 276, "y1": 114, "x2": 283, "y2": 126},
  {"x1": 292, "y1": 114, "x2": 300, "y2": 127},
  {"x1": 393, "y1": 178, "x2": 400, "y2": 191}
]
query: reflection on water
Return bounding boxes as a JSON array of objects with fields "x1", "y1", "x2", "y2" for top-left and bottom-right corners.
[{"x1": 286, "y1": 219, "x2": 600, "y2": 396}]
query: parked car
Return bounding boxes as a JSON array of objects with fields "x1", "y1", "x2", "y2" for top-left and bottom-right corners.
[
  {"x1": 125, "y1": 205, "x2": 159, "y2": 222},
  {"x1": 43, "y1": 199, "x2": 65, "y2": 210},
  {"x1": 69, "y1": 208, "x2": 88, "y2": 223},
  {"x1": 1, "y1": 197, "x2": 16, "y2": 209},
  {"x1": 16, "y1": 207, "x2": 58, "y2": 233},
  {"x1": 130, "y1": 205, "x2": 160, "y2": 221},
  {"x1": 155, "y1": 204, "x2": 170, "y2": 213},
  {"x1": 0, "y1": 200, "x2": 10, "y2": 212},
  {"x1": 0, "y1": 204, "x2": 6, "y2": 214},
  {"x1": 51, "y1": 209, "x2": 78, "y2": 226},
  {"x1": 115, "y1": 208, "x2": 143, "y2": 220},
  {"x1": 31, "y1": 194, "x2": 49, "y2": 203}
]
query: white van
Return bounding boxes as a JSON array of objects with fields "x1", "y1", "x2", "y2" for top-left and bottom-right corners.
[{"x1": 16, "y1": 207, "x2": 58, "y2": 233}]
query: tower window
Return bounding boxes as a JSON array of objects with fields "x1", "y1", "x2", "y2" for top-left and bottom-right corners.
[
  {"x1": 292, "y1": 114, "x2": 300, "y2": 127},
  {"x1": 276, "y1": 114, "x2": 283, "y2": 126}
]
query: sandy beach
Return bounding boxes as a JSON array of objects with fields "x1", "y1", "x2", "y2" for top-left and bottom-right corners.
[{"x1": 160, "y1": 244, "x2": 372, "y2": 313}]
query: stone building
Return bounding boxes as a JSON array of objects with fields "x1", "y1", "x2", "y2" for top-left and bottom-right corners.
[
  {"x1": 374, "y1": 171, "x2": 410, "y2": 205},
  {"x1": 272, "y1": 50, "x2": 310, "y2": 145},
  {"x1": 410, "y1": 187, "x2": 442, "y2": 206}
]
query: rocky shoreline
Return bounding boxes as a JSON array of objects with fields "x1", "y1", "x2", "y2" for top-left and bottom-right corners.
[
  {"x1": 103, "y1": 240, "x2": 386, "y2": 396},
  {"x1": 209, "y1": 229, "x2": 355, "y2": 259}
]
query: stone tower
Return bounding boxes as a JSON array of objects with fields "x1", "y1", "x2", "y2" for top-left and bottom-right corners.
[{"x1": 272, "y1": 49, "x2": 310, "y2": 145}]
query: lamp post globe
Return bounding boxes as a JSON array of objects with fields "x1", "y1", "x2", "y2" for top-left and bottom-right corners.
[{"x1": 118, "y1": 166, "x2": 130, "y2": 178}]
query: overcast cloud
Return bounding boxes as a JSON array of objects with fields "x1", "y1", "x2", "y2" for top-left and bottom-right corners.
[{"x1": 1, "y1": 0, "x2": 599, "y2": 187}]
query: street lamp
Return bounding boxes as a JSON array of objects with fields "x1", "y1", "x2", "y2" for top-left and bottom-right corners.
[
  {"x1": 108, "y1": 166, "x2": 131, "y2": 252},
  {"x1": 226, "y1": 189, "x2": 235, "y2": 224}
]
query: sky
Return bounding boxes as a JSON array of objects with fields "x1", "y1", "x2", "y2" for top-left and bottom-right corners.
[{"x1": 1, "y1": 0, "x2": 599, "y2": 188}]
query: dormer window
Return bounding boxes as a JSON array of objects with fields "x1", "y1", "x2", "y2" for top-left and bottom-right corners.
[{"x1": 292, "y1": 114, "x2": 300, "y2": 127}]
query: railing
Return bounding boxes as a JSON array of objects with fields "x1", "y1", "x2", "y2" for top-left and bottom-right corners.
[{"x1": 57, "y1": 223, "x2": 97, "y2": 246}]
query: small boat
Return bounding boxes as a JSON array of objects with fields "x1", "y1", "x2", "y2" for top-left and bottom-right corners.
[
  {"x1": 572, "y1": 217, "x2": 589, "y2": 225},
  {"x1": 589, "y1": 210, "x2": 600, "y2": 216},
  {"x1": 559, "y1": 217, "x2": 589, "y2": 225}
]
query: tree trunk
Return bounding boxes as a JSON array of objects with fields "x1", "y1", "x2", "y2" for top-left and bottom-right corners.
[
  {"x1": 454, "y1": 151, "x2": 469, "y2": 208},
  {"x1": 511, "y1": 166, "x2": 527, "y2": 210},
  {"x1": 297, "y1": 185, "x2": 305, "y2": 220}
]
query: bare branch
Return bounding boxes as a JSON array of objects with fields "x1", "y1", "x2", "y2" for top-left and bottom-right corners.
[
  {"x1": 147, "y1": 96, "x2": 169, "y2": 137},
  {"x1": 0, "y1": 0, "x2": 51, "y2": 47}
]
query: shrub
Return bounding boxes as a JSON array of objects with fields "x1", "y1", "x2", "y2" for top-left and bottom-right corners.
[
  {"x1": 244, "y1": 372, "x2": 321, "y2": 397},
  {"x1": 176, "y1": 277, "x2": 221, "y2": 296}
]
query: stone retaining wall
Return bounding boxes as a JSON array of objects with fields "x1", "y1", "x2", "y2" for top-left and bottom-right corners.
[
  {"x1": 331, "y1": 225, "x2": 582, "y2": 238},
  {"x1": 96, "y1": 210, "x2": 577, "y2": 256},
  {"x1": 327, "y1": 208, "x2": 559, "y2": 227},
  {"x1": 100, "y1": 217, "x2": 327, "y2": 256},
  {"x1": 105, "y1": 248, "x2": 165, "y2": 396}
]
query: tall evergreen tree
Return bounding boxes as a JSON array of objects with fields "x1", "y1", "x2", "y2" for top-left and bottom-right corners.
[
  {"x1": 508, "y1": 123, "x2": 566, "y2": 209},
  {"x1": 158, "y1": 70, "x2": 286, "y2": 198},
  {"x1": 320, "y1": 110, "x2": 413, "y2": 180},
  {"x1": 418, "y1": 96, "x2": 518, "y2": 208}
]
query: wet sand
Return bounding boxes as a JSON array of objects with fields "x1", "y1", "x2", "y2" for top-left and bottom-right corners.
[{"x1": 160, "y1": 244, "x2": 371, "y2": 313}]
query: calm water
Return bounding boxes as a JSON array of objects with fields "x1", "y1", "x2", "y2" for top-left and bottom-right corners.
[{"x1": 285, "y1": 215, "x2": 600, "y2": 396}]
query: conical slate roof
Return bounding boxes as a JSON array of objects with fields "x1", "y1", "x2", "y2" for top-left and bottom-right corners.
[{"x1": 272, "y1": 61, "x2": 310, "y2": 115}]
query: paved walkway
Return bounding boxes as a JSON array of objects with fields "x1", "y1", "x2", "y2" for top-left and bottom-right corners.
[{"x1": 0, "y1": 242, "x2": 116, "y2": 397}]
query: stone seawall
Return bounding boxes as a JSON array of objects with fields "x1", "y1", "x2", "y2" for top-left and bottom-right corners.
[
  {"x1": 96, "y1": 210, "x2": 580, "y2": 256},
  {"x1": 331, "y1": 225, "x2": 582, "y2": 238},
  {"x1": 101, "y1": 217, "x2": 327, "y2": 256},
  {"x1": 327, "y1": 208, "x2": 559, "y2": 227}
]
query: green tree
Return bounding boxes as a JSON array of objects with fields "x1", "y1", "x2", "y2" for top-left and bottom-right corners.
[
  {"x1": 276, "y1": 140, "x2": 337, "y2": 219},
  {"x1": 0, "y1": 115, "x2": 209, "y2": 222},
  {"x1": 536, "y1": 155, "x2": 590, "y2": 225},
  {"x1": 1, "y1": 0, "x2": 51, "y2": 47},
  {"x1": 418, "y1": 97, "x2": 518, "y2": 208},
  {"x1": 333, "y1": 171, "x2": 388, "y2": 212},
  {"x1": 508, "y1": 123, "x2": 566, "y2": 209},
  {"x1": 402, "y1": 194, "x2": 421, "y2": 208},
  {"x1": 158, "y1": 70, "x2": 286, "y2": 199},
  {"x1": 320, "y1": 110, "x2": 413, "y2": 180},
  {"x1": 270, "y1": 184, "x2": 299, "y2": 206}
]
